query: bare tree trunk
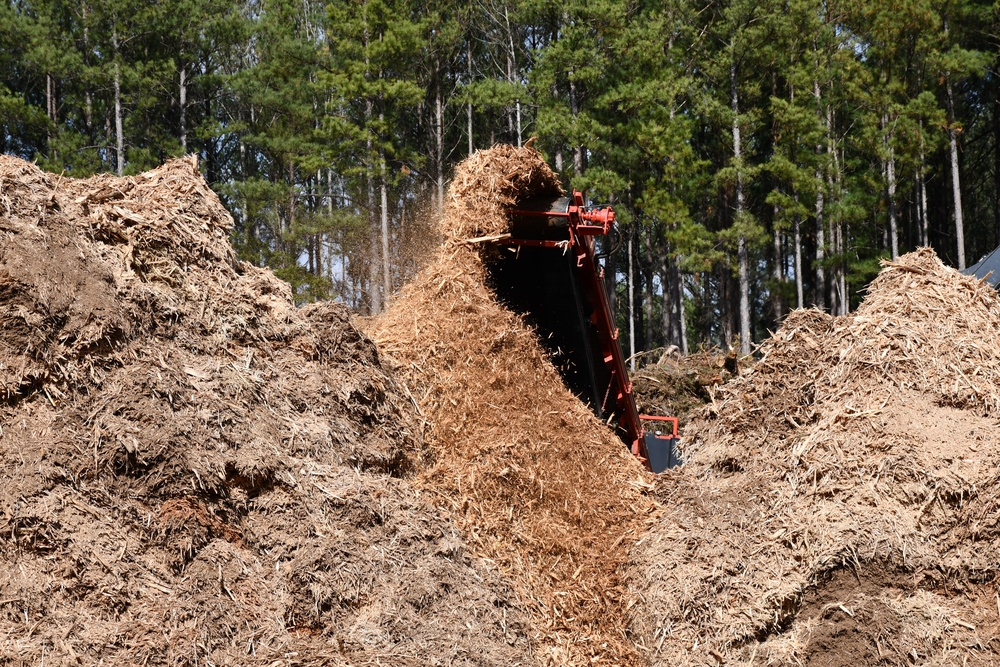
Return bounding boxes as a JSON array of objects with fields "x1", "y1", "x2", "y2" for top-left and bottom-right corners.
[
  {"x1": 380, "y1": 141, "x2": 390, "y2": 299},
  {"x1": 46, "y1": 75, "x2": 54, "y2": 121},
  {"x1": 366, "y1": 108, "x2": 380, "y2": 314},
  {"x1": 570, "y1": 77, "x2": 583, "y2": 177},
  {"x1": 733, "y1": 59, "x2": 750, "y2": 355},
  {"x1": 114, "y1": 66, "x2": 124, "y2": 175},
  {"x1": 603, "y1": 238, "x2": 617, "y2": 322},
  {"x1": 627, "y1": 226, "x2": 636, "y2": 370},
  {"x1": 678, "y1": 271, "x2": 688, "y2": 354},
  {"x1": 884, "y1": 112, "x2": 899, "y2": 259},
  {"x1": 288, "y1": 162, "x2": 295, "y2": 243},
  {"x1": 82, "y1": 3, "x2": 93, "y2": 137},
  {"x1": 363, "y1": 19, "x2": 381, "y2": 314},
  {"x1": 830, "y1": 140, "x2": 848, "y2": 315},
  {"x1": 467, "y1": 42, "x2": 473, "y2": 156},
  {"x1": 995, "y1": 82, "x2": 1000, "y2": 245},
  {"x1": 179, "y1": 64, "x2": 187, "y2": 152},
  {"x1": 918, "y1": 122, "x2": 929, "y2": 246},
  {"x1": 813, "y1": 81, "x2": 825, "y2": 310},
  {"x1": 773, "y1": 204, "x2": 784, "y2": 319},
  {"x1": 661, "y1": 253, "x2": 674, "y2": 348},
  {"x1": 663, "y1": 253, "x2": 688, "y2": 355},
  {"x1": 947, "y1": 78, "x2": 966, "y2": 268},
  {"x1": 435, "y1": 56, "x2": 444, "y2": 215},
  {"x1": 644, "y1": 228, "x2": 655, "y2": 351},
  {"x1": 503, "y1": 6, "x2": 521, "y2": 147},
  {"x1": 794, "y1": 211, "x2": 803, "y2": 309},
  {"x1": 113, "y1": 29, "x2": 124, "y2": 176},
  {"x1": 45, "y1": 74, "x2": 55, "y2": 155}
]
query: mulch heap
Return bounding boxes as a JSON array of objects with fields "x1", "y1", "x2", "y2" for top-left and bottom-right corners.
[
  {"x1": 631, "y1": 248, "x2": 1000, "y2": 666},
  {"x1": 369, "y1": 145, "x2": 659, "y2": 666},
  {"x1": 0, "y1": 155, "x2": 532, "y2": 666}
]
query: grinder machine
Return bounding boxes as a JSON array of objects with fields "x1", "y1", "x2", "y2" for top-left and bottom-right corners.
[{"x1": 484, "y1": 191, "x2": 680, "y2": 473}]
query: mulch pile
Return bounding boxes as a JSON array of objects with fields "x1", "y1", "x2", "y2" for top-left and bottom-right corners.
[
  {"x1": 0, "y1": 155, "x2": 531, "y2": 666},
  {"x1": 369, "y1": 145, "x2": 659, "y2": 666},
  {"x1": 630, "y1": 248, "x2": 1000, "y2": 666}
]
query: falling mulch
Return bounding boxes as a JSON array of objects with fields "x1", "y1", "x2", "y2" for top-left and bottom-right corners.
[
  {"x1": 630, "y1": 248, "x2": 1000, "y2": 666},
  {"x1": 0, "y1": 155, "x2": 532, "y2": 666},
  {"x1": 368, "y1": 145, "x2": 659, "y2": 666}
]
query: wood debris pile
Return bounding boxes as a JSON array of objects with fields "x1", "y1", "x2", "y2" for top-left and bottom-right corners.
[
  {"x1": 630, "y1": 348, "x2": 736, "y2": 428},
  {"x1": 369, "y1": 145, "x2": 658, "y2": 666},
  {"x1": 630, "y1": 248, "x2": 1000, "y2": 666},
  {"x1": 0, "y1": 155, "x2": 530, "y2": 666}
]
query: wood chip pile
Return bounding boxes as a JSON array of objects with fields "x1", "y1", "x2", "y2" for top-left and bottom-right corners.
[
  {"x1": 441, "y1": 143, "x2": 564, "y2": 240},
  {"x1": 369, "y1": 145, "x2": 659, "y2": 666},
  {"x1": 0, "y1": 155, "x2": 531, "y2": 666},
  {"x1": 630, "y1": 248, "x2": 1000, "y2": 666}
]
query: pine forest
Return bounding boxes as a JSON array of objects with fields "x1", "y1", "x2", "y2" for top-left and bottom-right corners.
[{"x1": 2, "y1": 0, "x2": 999, "y2": 357}]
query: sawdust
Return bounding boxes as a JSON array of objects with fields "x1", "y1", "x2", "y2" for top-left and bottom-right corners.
[
  {"x1": 0, "y1": 155, "x2": 531, "y2": 666},
  {"x1": 630, "y1": 248, "x2": 1000, "y2": 666},
  {"x1": 369, "y1": 145, "x2": 658, "y2": 666}
]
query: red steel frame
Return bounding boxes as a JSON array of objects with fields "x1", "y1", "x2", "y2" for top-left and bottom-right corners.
[{"x1": 506, "y1": 191, "x2": 657, "y2": 467}]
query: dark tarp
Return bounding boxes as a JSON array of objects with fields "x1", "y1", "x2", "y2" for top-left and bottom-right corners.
[{"x1": 964, "y1": 245, "x2": 1000, "y2": 285}]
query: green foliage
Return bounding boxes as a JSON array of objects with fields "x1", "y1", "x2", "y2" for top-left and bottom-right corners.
[{"x1": 1, "y1": 0, "x2": 997, "y2": 344}]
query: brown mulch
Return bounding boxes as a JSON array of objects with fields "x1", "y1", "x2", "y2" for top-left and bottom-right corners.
[
  {"x1": 368, "y1": 145, "x2": 659, "y2": 666},
  {"x1": 0, "y1": 155, "x2": 532, "y2": 666},
  {"x1": 630, "y1": 248, "x2": 1000, "y2": 666}
]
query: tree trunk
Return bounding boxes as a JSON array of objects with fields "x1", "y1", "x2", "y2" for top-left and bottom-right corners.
[
  {"x1": 644, "y1": 228, "x2": 655, "y2": 351},
  {"x1": 794, "y1": 211, "x2": 803, "y2": 309},
  {"x1": 467, "y1": 42, "x2": 473, "y2": 156},
  {"x1": 380, "y1": 143, "x2": 391, "y2": 299},
  {"x1": 732, "y1": 59, "x2": 750, "y2": 356},
  {"x1": 603, "y1": 229, "x2": 617, "y2": 323},
  {"x1": 503, "y1": 5, "x2": 521, "y2": 147},
  {"x1": 813, "y1": 81, "x2": 825, "y2": 310},
  {"x1": 831, "y1": 140, "x2": 848, "y2": 315},
  {"x1": 366, "y1": 113, "x2": 380, "y2": 313},
  {"x1": 114, "y1": 64, "x2": 124, "y2": 176},
  {"x1": 288, "y1": 162, "x2": 295, "y2": 245},
  {"x1": 663, "y1": 252, "x2": 688, "y2": 354},
  {"x1": 947, "y1": 77, "x2": 966, "y2": 268},
  {"x1": 884, "y1": 113, "x2": 899, "y2": 259},
  {"x1": 113, "y1": 29, "x2": 124, "y2": 176},
  {"x1": 179, "y1": 64, "x2": 187, "y2": 152},
  {"x1": 994, "y1": 77, "x2": 1000, "y2": 245},
  {"x1": 82, "y1": 3, "x2": 92, "y2": 137},
  {"x1": 45, "y1": 74, "x2": 55, "y2": 155},
  {"x1": 677, "y1": 267, "x2": 688, "y2": 354},
  {"x1": 435, "y1": 56, "x2": 444, "y2": 215},
  {"x1": 661, "y1": 253, "x2": 674, "y2": 348},
  {"x1": 570, "y1": 77, "x2": 583, "y2": 177},
  {"x1": 625, "y1": 227, "x2": 634, "y2": 368}
]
